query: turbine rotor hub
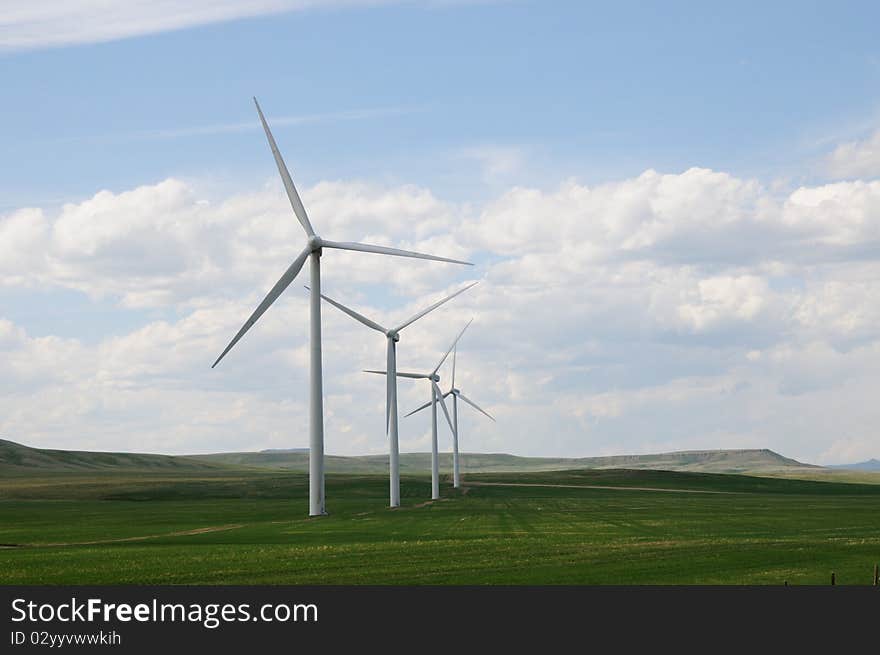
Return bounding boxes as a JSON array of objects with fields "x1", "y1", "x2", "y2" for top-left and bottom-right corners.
[
  {"x1": 386, "y1": 330, "x2": 400, "y2": 342},
  {"x1": 308, "y1": 235, "x2": 323, "y2": 251}
]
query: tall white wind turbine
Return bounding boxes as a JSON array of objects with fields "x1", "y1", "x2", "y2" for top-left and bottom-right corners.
[
  {"x1": 406, "y1": 345, "x2": 495, "y2": 488},
  {"x1": 311, "y1": 282, "x2": 477, "y2": 508},
  {"x1": 212, "y1": 98, "x2": 471, "y2": 517},
  {"x1": 366, "y1": 320, "x2": 471, "y2": 500}
]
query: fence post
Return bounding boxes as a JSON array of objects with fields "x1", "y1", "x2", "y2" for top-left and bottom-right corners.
[
  {"x1": 831, "y1": 571, "x2": 835, "y2": 586},
  {"x1": 874, "y1": 563, "x2": 878, "y2": 587}
]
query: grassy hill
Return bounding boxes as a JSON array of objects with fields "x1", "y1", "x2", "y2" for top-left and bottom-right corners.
[
  {"x1": 566, "y1": 448, "x2": 818, "y2": 473},
  {"x1": 2, "y1": 438, "x2": 879, "y2": 585},
  {"x1": 1, "y1": 438, "x2": 821, "y2": 476},
  {"x1": 0, "y1": 438, "x2": 223, "y2": 475},
  {"x1": 2, "y1": 466, "x2": 880, "y2": 584}
]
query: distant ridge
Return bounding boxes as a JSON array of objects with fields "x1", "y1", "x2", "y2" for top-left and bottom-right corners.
[
  {"x1": 0, "y1": 438, "x2": 819, "y2": 476},
  {"x1": 0, "y1": 438, "x2": 222, "y2": 474},
  {"x1": 190, "y1": 446, "x2": 819, "y2": 474},
  {"x1": 830, "y1": 458, "x2": 880, "y2": 471},
  {"x1": 572, "y1": 448, "x2": 818, "y2": 473}
]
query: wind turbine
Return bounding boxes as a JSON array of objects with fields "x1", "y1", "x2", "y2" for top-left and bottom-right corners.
[
  {"x1": 366, "y1": 320, "x2": 471, "y2": 500},
  {"x1": 212, "y1": 98, "x2": 471, "y2": 517},
  {"x1": 310, "y1": 281, "x2": 477, "y2": 508},
  {"x1": 406, "y1": 345, "x2": 495, "y2": 488}
]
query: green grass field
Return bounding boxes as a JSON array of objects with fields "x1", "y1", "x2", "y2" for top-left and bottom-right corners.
[{"x1": 2, "y1": 467, "x2": 879, "y2": 585}]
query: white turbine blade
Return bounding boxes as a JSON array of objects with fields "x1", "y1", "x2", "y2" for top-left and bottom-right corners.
[
  {"x1": 397, "y1": 371, "x2": 430, "y2": 379},
  {"x1": 393, "y1": 281, "x2": 478, "y2": 333},
  {"x1": 432, "y1": 380, "x2": 455, "y2": 434},
  {"x1": 405, "y1": 389, "x2": 452, "y2": 417},
  {"x1": 321, "y1": 240, "x2": 472, "y2": 266},
  {"x1": 456, "y1": 391, "x2": 495, "y2": 421},
  {"x1": 364, "y1": 370, "x2": 427, "y2": 379},
  {"x1": 306, "y1": 287, "x2": 386, "y2": 333},
  {"x1": 254, "y1": 97, "x2": 315, "y2": 237},
  {"x1": 432, "y1": 318, "x2": 473, "y2": 376},
  {"x1": 404, "y1": 398, "x2": 433, "y2": 418},
  {"x1": 213, "y1": 246, "x2": 310, "y2": 368}
]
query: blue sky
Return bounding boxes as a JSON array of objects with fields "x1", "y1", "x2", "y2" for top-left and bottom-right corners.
[
  {"x1": 2, "y1": 1, "x2": 880, "y2": 463},
  {"x1": 5, "y1": 1, "x2": 879, "y2": 208}
]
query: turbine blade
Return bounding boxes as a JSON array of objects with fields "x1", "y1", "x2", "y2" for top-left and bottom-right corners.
[
  {"x1": 254, "y1": 97, "x2": 315, "y2": 237},
  {"x1": 433, "y1": 380, "x2": 455, "y2": 434},
  {"x1": 432, "y1": 319, "x2": 473, "y2": 376},
  {"x1": 213, "y1": 246, "x2": 310, "y2": 368},
  {"x1": 406, "y1": 389, "x2": 453, "y2": 417},
  {"x1": 307, "y1": 288, "x2": 386, "y2": 333},
  {"x1": 405, "y1": 398, "x2": 433, "y2": 417},
  {"x1": 364, "y1": 370, "x2": 427, "y2": 379},
  {"x1": 457, "y1": 392, "x2": 495, "y2": 421},
  {"x1": 393, "y1": 281, "x2": 478, "y2": 333},
  {"x1": 321, "y1": 240, "x2": 472, "y2": 266}
]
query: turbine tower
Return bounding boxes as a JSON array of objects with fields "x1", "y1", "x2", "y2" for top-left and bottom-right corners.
[
  {"x1": 311, "y1": 282, "x2": 477, "y2": 507},
  {"x1": 366, "y1": 320, "x2": 471, "y2": 500},
  {"x1": 406, "y1": 345, "x2": 495, "y2": 488},
  {"x1": 212, "y1": 98, "x2": 471, "y2": 517}
]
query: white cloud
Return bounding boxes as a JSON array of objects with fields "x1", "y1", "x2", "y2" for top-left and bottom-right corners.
[
  {"x1": 3, "y1": 167, "x2": 880, "y2": 464},
  {"x1": 0, "y1": 208, "x2": 48, "y2": 286},
  {"x1": 127, "y1": 107, "x2": 417, "y2": 140},
  {"x1": 469, "y1": 169, "x2": 880, "y2": 267},
  {"x1": 0, "y1": 1, "x2": 400, "y2": 52},
  {"x1": 1, "y1": 177, "x2": 472, "y2": 307},
  {"x1": 676, "y1": 275, "x2": 772, "y2": 332},
  {"x1": 826, "y1": 130, "x2": 880, "y2": 179}
]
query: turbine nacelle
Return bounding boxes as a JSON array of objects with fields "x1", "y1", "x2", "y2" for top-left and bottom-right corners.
[{"x1": 308, "y1": 235, "x2": 323, "y2": 252}]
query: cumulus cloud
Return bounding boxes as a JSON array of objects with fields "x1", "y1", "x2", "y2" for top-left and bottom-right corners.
[
  {"x1": 0, "y1": 177, "x2": 472, "y2": 308},
  {"x1": 0, "y1": 208, "x2": 48, "y2": 286},
  {"x1": 676, "y1": 275, "x2": 772, "y2": 332},
  {"x1": 3, "y1": 167, "x2": 880, "y2": 464},
  {"x1": 468, "y1": 169, "x2": 880, "y2": 266},
  {"x1": 826, "y1": 130, "x2": 880, "y2": 180}
]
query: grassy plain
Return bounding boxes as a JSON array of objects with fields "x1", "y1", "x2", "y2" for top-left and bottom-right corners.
[{"x1": 2, "y1": 468, "x2": 879, "y2": 585}]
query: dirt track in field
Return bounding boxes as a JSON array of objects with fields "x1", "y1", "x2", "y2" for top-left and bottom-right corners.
[
  {"x1": 16, "y1": 523, "x2": 246, "y2": 548},
  {"x1": 462, "y1": 481, "x2": 741, "y2": 495}
]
